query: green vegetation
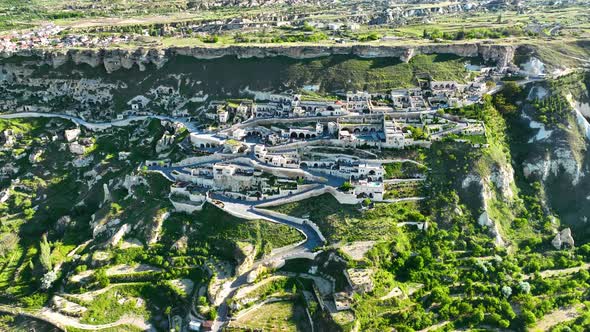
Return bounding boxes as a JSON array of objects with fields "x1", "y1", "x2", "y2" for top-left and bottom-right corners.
[
  {"x1": 269, "y1": 194, "x2": 425, "y2": 243},
  {"x1": 423, "y1": 26, "x2": 527, "y2": 41},
  {"x1": 270, "y1": 32, "x2": 328, "y2": 43},
  {"x1": 0, "y1": 8, "x2": 590, "y2": 329},
  {"x1": 68, "y1": 325, "x2": 143, "y2": 332},
  {"x1": 531, "y1": 93, "x2": 571, "y2": 125},
  {"x1": 230, "y1": 301, "x2": 311, "y2": 332},
  {"x1": 384, "y1": 162, "x2": 426, "y2": 179},
  {"x1": 384, "y1": 182, "x2": 422, "y2": 200},
  {"x1": 76, "y1": 282, "x2": 186, "y2": 325},
  {"x1": 79, "y1": 285, "x2": 148, "y2": 324},
  {"x1": 160, "y1": 204, "x2": 304, "y2": 261},
  {"x1": 284, "y1": 54, "x2": 473, "y2": 93},
  {"x1": 549, "y1": 303, "x2": 590, "y2": 331}
]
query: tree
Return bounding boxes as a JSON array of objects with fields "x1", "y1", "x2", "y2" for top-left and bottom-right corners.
[
  {"x1": 406, "y1": 255, "x2": 424, "y2": 271},
  {"x1": 302, "y1": 21, "x2": 314, "y2": 32},
  {"x1": 39, "y1": 234, "x2": 52, "y2": 272},
  {"x1": 340, "y1": 181, "x2": 354, "y2": 192},
  {"x1": 522, "y1": 310, "x2": 536, "y2": 326},
  {"x1": 456, "y1": 27, "x2": 466, "y2": 40},
  {"x1": 429, "y1": 29, "x2": 443, "y2": 40},
  {"x1": 498, "y1": 319, "x2": 510, "y2": 328},
  {"x1": 24, "y1": 208, "x2": 35, "y2": 219},
  {"x1": 518, "y1": 281, "x2": 531, "y2": 294},
  {"x1": 41, "y1": 271, "x2": 57, "y2": 290},
  {"x1": 430, "y1": 286, "x2": 450, "y2": 305},
  {"x1": 502, "y1": 81, "x2": 523, "y2": 101},
  {"x1": 209, "y1": 307, "x2": 218, "y2": 320},
  {"x1": 470, "y1": 308, "x2": 485, "y2": 326},
  {"x1": 94, "y1": 268, "x2": 110, "y2": 288},
  {"x1": 486, "y1": 80, "x2": 497, "y2": 90},
  {"x1": 203, "y1": 35, "x2": 220, "y2": 43},
  {"x1": 408, "y1": 126, "x2": 427, "y2": 140},
  {"x1": 493, "y1": 94, "x2": 518, "y2": 114},
  {"x1": 366, "y1": 32, "x2": 381, "y2": 41}
]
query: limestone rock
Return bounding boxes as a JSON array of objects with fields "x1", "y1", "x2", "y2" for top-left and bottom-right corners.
[
  {"x1": 0, "y1": 42, "x2": 517, "y2": 73},
  {"x1": 478, "y1": 211, "x2": 505, "y2": 247},
  {"x1": 490, "y1": 164, "x2": 515, "y2": 200},
  {"x1": 523, "y1": 148, "x2": 583, "y2": 186},
  {"x1": 68, "y1": 142, "x2": 86, "y2": 155},
  {"x1": 55, "y1": 215, "x2": 73, "y2": 234},
  {"x1": 552, "y1": 228, "x2": 575, "y2": 250},
  {"x1": 171, "y1": 235, "x2": 188, "y2": 252},
  {"x1": 64, "y1": 128, "x2": 81, "y2": 142},
  {"x1": 108, "y1": 224, "x2": 130, "y2": 247},
  {"x1": 478, "y1": 211, "x2": 493, "y2": 227},
  {"x1": 103, "y1": 183, "x2": 111, "y2": 203},
  {"x1": 551, "y1": 233, "x2": 562, "y2": 249}
]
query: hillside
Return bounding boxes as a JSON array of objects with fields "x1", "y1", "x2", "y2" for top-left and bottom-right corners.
[{"x1": 0, "y1": 3, "x2": 590, "y2": 330}]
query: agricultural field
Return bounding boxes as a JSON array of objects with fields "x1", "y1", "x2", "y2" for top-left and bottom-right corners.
[{"x1": 229, "y1": 301, "x2": 311, "y2": 332}]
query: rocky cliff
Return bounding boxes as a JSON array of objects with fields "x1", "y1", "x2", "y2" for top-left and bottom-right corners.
[
  {"x1": 0, "y1": 42, "x2": 517, "y2": 73},
  {"x1": 505, "y1": 74, "x2": 590, "y2": 242}
]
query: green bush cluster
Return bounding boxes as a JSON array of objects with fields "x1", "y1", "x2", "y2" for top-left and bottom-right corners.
[{"x1": 423, "y1": 26, "x2": 526, "y2": 41}]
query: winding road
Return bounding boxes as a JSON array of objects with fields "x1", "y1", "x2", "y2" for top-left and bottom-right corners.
[{"x1": 201, "y1": 184, "x2": 334, "y2": 331}]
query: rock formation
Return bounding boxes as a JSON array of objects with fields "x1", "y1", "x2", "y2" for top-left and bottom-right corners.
[
  {"x1": 552, "y1": 228, "x2": 575, "y2": 249},
  {"x1": 0, "y1": 42, "x2": 519, "y2": 73}
]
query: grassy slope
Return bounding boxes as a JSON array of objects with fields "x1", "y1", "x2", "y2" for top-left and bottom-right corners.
[
  {"x1": 231, "y1": 300, "x2": 311, "y2": 332},
  {"x1": 269, "y1": 193, "x2": 424, "y2": 244},
  {"x1": 160, "y1": 204, "x2": 304, "y2": 261}
]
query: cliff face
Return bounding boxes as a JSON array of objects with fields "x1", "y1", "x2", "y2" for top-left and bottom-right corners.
[
  {"x1": 0, "y1": 42, "x2": 516, "y2": 73},
  {"x1": 509, "y1": 76, "x2": 590, "y2": 240}
]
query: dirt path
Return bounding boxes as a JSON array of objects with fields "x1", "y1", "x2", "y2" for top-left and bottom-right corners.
[
  {"x1": 64, "y1": 282, "x2": 144, "y2": 302},
  {"x1": 67, "y1": 240, "x2": 92, "y2": 258},
  {"x1": 530, "y1": 304, "x2": 583, "y2": 332},
  {"x1": 524, "y1": 263, "x2": 590, "y2": 280},
  {"x1": 379, "y1": 287, "x2": 404, "y2": 300},
  {"x1": 40, "y1": 308, "x2": 153, "y2": 331},
  {"x1": 0, "y1": 304, "x2": 152, "y2": 331},
  {"x1": 418, "y1": 320, "x2": 451, "y2": 332}
]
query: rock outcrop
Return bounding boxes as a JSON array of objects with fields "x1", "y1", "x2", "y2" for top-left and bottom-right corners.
[
  {"x1": 490, "y1": 163, "x2": 515, "y2": 200},
  {"x1": 523, "y1": 143, "x2": 585, "y2": 187},
  {"x1": 0, "y1": 42, "x2": 518, "y2": 73},
  {"x1": 478, "y1": 211, "x2": 506, "y2": 247},
  {"x1": 463, "y1": 172, "x2": 508, "y2": 247},
  {"x1": 552, "y1": 228, "x2": 575, "y2": 249}
]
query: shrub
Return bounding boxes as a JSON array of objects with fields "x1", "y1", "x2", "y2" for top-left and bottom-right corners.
[{"x1": 340, "y1": 182, "x2": 354, "y2": 192}]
